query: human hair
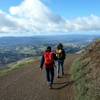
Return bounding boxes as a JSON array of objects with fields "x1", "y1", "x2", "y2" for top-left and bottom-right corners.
[
  {"x1": 46, "y1": 46, "x2": 51, "y2": 52},
  {"x1": 57, "y1": 43, "x2": 63, "y2": 49}
]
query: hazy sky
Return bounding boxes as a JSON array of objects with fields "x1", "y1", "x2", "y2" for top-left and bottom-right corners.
[{"x1": 0, "y1": 0, "x2": 100, "y2": 36}]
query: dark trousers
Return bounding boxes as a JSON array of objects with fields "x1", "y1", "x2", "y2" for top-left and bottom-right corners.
[
  {"x1": 57, "y1": 60, "x2": 64, "y2": 76},
  {"x1": 45, "y1": 67, "x2": 54, "y2": 85}
]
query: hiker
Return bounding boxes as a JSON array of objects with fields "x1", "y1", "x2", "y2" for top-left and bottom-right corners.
[
  {"x1": 40, "y1": 46, "x2": 56, "y2": 89},
  {"x1": 56, "y1": 43, "x2": 66, "y2": 78}
]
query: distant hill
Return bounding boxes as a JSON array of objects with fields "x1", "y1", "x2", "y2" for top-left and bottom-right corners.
[
  {"x1": 0, "y1": 35, "x2": 100, "y2": 68},
  {"x1": 0, "y1": 35, "x2": 100, "y2": 46},
  {"x1": 72, "y1": 40, "x2": 100, "y2": 100}
]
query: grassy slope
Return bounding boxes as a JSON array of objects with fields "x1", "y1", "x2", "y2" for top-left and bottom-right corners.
[
  {"x1": 71, "y1": 40, "x2": 100, "y2": 100},
  {"x1": 71, "y1": 59, "x2": 92, "y2": 100},
  {"x1": 0, "y1": 57, "x2": 40, "y2": 77}
]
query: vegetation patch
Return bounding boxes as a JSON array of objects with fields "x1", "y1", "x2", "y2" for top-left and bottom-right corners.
[
  {"x1": 71, "y1": 40, "x2": 100, "y2": 100},
  {"x1": 71, "y1": 59, "x2": 90, "y2": 100},
  {"x1": 0, "y1": 57, "x2": 39, "y2": 77}
]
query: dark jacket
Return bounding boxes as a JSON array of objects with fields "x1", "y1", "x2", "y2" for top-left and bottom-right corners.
[{"x1": 56, "y1": 49, "x2": 66, "y2": 60}]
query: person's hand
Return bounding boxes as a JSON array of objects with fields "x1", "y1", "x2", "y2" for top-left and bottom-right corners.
[{"x1": 40, "y1": 68, "x2": 43, "y2": 72}]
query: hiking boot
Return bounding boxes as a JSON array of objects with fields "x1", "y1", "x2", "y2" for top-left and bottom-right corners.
[{"x1": 57, "y1": 75, "x2": 60, "y2": 78}]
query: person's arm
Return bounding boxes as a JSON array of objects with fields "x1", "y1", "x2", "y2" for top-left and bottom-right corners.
[
  {"x1": 53, "y1": 51, "x2": 58, "y2": 61},
  {"x1": 40, "y1": 55, "x2": 44, "y2": 69},
  {"x1": 63, "y1": 49, "x2": 66, "y2": 60}
]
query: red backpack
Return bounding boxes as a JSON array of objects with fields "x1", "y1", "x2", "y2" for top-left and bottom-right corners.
[{"x1": 44, "y1": 52, "x2": 54, "y2": 65}]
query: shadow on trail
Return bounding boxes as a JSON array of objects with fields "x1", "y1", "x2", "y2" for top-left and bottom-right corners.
[
  {"x1": 62, "y1": 74, "x2": 71, "y2": 78},
  {"x1": 55, "y1": 74, "x2": 71, "y2": 79},
  {"x1": 52, "y1": 81, "x2": 74, "y2": 90}
]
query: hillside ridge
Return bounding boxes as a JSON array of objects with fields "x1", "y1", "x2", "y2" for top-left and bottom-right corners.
[{"x1": 72, "y1": 40, "x2": 100, "y2": 100}]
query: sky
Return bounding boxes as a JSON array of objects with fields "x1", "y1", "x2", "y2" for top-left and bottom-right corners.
[{"x1": 0, "y1": 0, "x2": 100, "y2": 36}]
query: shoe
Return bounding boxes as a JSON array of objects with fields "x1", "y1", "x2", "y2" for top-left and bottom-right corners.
[
  {"x1": 49, "y1": 84, "x2": 52, "y2": 89},
  {"x1": 57, "y1": 75, "x2": 60, "y2": 78},
  {"x1": 62, "y1": 72, "x2": 64, "y2": 76}
]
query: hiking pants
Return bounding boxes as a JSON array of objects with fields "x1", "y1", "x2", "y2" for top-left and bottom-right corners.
[
  {"x1": 45, "y1": 67, "x2": 54, "y2": 85},
  {"x1": 57, "y1": 60, "x2": 64, "y2": 76}
]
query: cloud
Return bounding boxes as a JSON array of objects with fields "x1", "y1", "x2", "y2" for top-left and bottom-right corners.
[
  {"x1": 0, "y1": 0, "x2": 100, "y2": 35},
  {"x1": 65, "y1": 15, "x2": 100, "y2": 32},
  {"x1": 0, "y1": 10, "x2": 27, "y2": 33},
  {"x1": 9, "y1": 0, "x2": 65, "y2": 33}
]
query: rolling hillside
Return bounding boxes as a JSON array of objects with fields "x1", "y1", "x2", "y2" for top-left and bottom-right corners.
[
  {"x1": 0, "y1": 39, "x2": 100, "y2": 100},
  {"x1": 72, "y1": 40, "x2": 100, "y2": 100}
]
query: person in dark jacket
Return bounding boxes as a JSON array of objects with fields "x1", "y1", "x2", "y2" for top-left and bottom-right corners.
[
  {"x1": 56, "y1": 43, "x2": 66, "y2": 78},
  {"x1": 40, "y1": 46, "x2": 56, "y2": 89}
]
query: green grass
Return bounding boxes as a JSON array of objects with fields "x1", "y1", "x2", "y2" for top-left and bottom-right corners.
[
  {"x1": 71, "y1": 58, "x2": 92, "y2": 100},
  {"x1": 96, "y1": 38, "x2": 100, "y2": 42},
  {"x1": 0, "y1": 57, "x2": 39, "y2": 77},
  {"x1": 71, "y1": 40, "x2": 100, "y2": 100}
]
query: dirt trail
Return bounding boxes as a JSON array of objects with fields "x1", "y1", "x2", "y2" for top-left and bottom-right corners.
[{"x1": 0, "y1": 54, "x2": 78, "y2": 100}]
